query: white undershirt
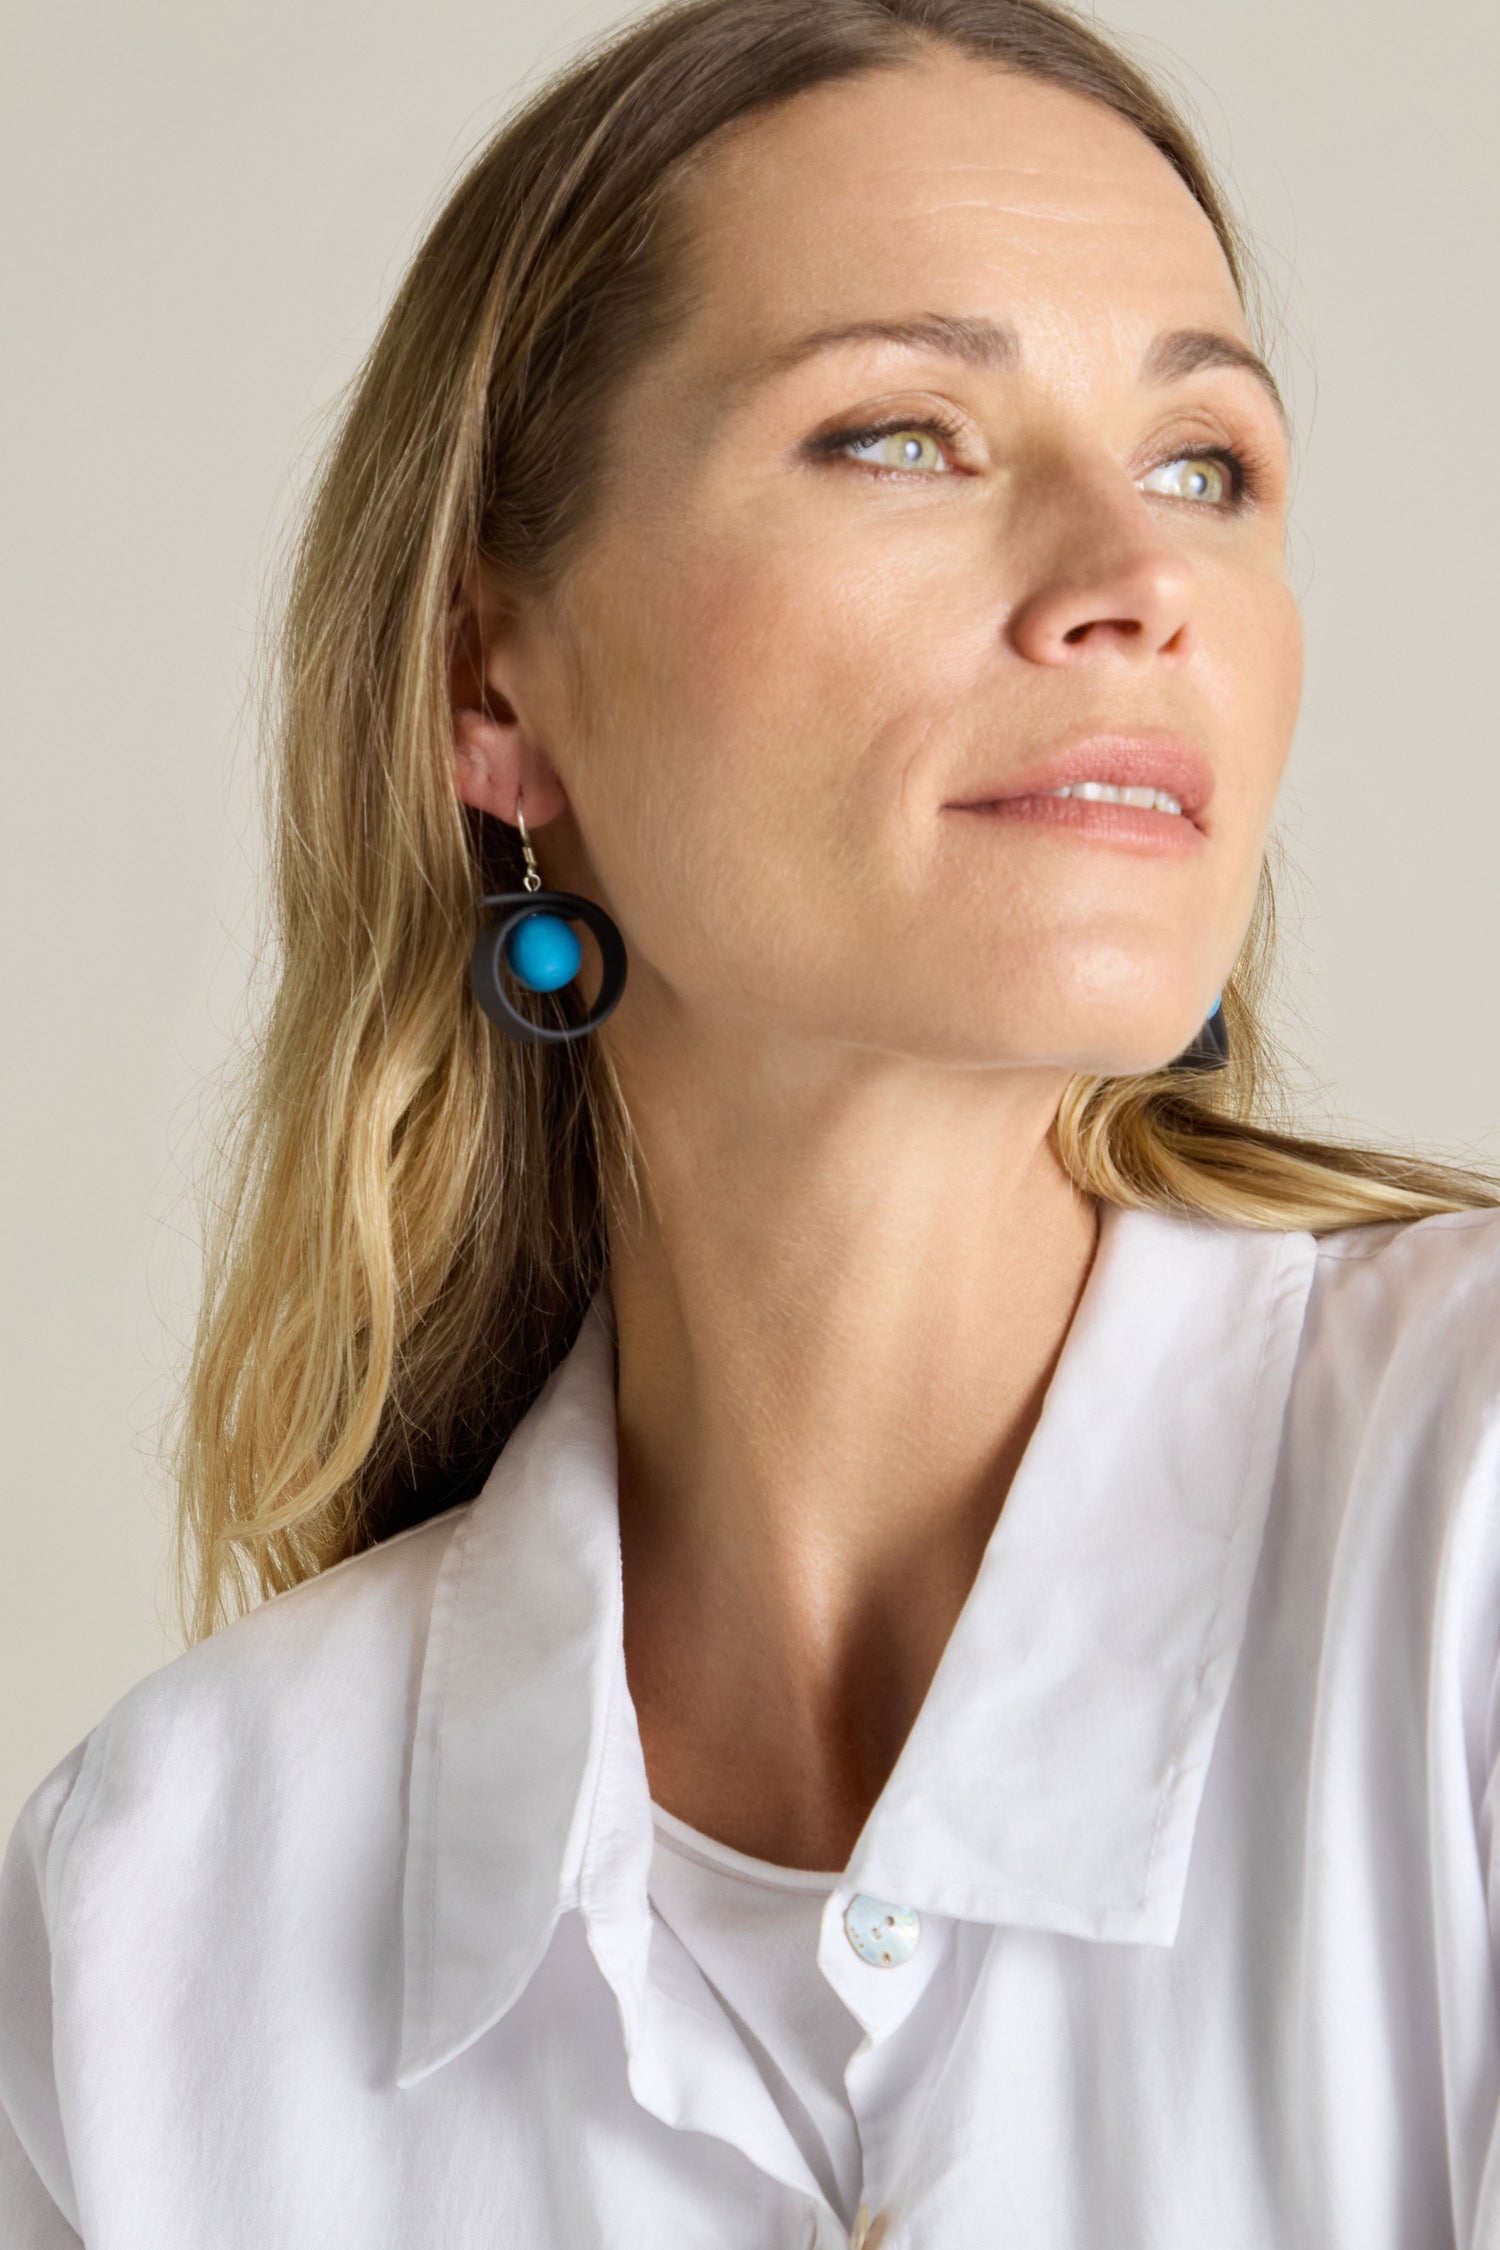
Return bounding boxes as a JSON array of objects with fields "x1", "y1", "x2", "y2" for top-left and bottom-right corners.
[{"x1": 647, "y1": 1802, "x2": 867, "y2": 2223}]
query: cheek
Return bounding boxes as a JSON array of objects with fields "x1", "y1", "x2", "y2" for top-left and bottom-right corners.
[
  {"x1": 613, "y1": 528, "x2": 964, "y2": 844},
  {"x1": 1193, "y1": 571, "x2": 1302, "y2": 942},
  {"x1": 554, "y1": 544, "x2": 814, "y2": 979},
  {"x1": 671, "y1": 532, "x2": 932, "y2": 715},
  {"x1": 565, "y1": 528, "x2": 965, "y2": 997},
  {"x1": 1208, "y1": 571, "x2": 1304, "y2": 793},
  {"x1": 1269, "y1": 583, "x2": 1306, "y2": 756}
]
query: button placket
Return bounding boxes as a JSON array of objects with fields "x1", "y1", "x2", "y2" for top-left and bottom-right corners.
[{"x1": 818, "y1": 1888, "x2": 956, "y2": 2243}]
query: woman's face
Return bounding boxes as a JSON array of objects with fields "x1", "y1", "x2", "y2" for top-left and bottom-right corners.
[{"x1": 480, "y1": 50, "x2": 1300, "y2": 1075}]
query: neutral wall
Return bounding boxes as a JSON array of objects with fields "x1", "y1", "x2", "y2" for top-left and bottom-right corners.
[{"x1": 3, "y1": 0, "x2": 1496, "y2": 1837}]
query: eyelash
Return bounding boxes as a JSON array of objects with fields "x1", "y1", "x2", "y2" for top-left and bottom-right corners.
[{"x1": 807, "y1": 411, "x2": 1260, "y2": 508}]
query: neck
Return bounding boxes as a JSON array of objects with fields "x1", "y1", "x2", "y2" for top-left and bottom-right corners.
[{"x1": 606, "y1": 1021, "x2": 1100, "y2": 1870}]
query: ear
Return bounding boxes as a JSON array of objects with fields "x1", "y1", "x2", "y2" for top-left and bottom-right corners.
[{"x1": 448, "y1": 563, "x2": 568, "y2": 827}]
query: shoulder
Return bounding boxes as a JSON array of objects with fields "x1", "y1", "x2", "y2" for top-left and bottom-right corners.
[
  {"x1": 1313, "y1": 1198, "x2": 1500, "y2": 1288},
  {"x1": 1304, "y1": 1203, "x2": 1500, "y2": 1393},
  {"x1": 3, "y1": 1499, "x2": 472, "y2": 1903},
  {"x1": 106, "y1": 1494, "x2": 468, "y2": 1758},
  {"x1": 1280, "y1": 1208, "x2": 1500, "y2": 1650},
  {"x1": 0, "y1": 1500, "x2": 479, "y2": 2187}
]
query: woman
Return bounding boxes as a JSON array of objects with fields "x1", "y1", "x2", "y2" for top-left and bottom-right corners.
[{"x1": 3, "y1": 0, "x2": 1498, "y2": 2242}]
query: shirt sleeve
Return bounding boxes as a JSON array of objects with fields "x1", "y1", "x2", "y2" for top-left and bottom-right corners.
[{"x1": 0, "y1": 1743, "x2": 92, "y2": 2246}]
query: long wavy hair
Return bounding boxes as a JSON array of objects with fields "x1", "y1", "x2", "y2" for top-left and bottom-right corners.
[{"x1": 170, "y1": 0, "x2": 1499, "y2": 1644}]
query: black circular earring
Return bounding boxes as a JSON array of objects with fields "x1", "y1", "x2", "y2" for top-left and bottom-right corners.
[
  {"x1": 1167, "y1": 990, "x2": 1230, "y2": 1074},
  {"x1": 468, "y1": 789, "x2": 628, "y2": 1044}
]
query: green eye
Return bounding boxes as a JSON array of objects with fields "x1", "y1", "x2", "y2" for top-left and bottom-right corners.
[
  {"x1": 1141, "y1": 453, "x2": 1237, "y2": 505},
  {"x1": 846, "y1": 426, "x2": 947, "y2": 471},
  {"x1": 812, "y1": 413, "x2": 966, "y2": 474}
]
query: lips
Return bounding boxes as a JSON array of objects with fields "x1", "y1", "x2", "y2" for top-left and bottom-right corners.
[{"x1": 946, "y1": 733, "x2": 1214, "y2": 827}]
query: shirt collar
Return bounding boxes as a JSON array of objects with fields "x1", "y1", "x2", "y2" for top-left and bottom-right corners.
[{"x1": 397, "y1": 1200, "x2": 1318, "y2": 2087}]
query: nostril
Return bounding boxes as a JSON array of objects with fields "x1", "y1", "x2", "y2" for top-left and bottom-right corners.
[{"x1": 1063, "y1": 617, "x2": 1143, "y2": 644}]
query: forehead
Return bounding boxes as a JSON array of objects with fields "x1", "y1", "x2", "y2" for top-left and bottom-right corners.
[{"x1": 667, "y1": 51, "x2": 1245, "y2": 383}]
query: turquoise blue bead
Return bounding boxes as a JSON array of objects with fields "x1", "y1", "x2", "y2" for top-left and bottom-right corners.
[{"x1": 503, "y1": 911, "x2": 582, "y2": 992}]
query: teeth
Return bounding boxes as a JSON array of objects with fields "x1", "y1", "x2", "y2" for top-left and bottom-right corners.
[{"x1": 1047, "y1": 782, "x2": 1184, "y2": 816}]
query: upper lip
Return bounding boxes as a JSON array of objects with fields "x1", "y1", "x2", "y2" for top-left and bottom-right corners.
[{"x1": 946, "y1": 732, "x2": 1214, "y2": 827}]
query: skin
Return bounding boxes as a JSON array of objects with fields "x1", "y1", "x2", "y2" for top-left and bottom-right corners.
[{"x1": 450, "y1": 49, "x2": 1301, "y2": 1869}]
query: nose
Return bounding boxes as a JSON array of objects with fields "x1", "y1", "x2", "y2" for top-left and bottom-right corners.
[{"x1": 1004, "y1": 455, "x2": 1197, "y2": 667}]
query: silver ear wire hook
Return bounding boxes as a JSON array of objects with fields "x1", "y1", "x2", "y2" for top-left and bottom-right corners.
[{"x1": 515, "y1": 784, "x2": 542, "y2": 894}]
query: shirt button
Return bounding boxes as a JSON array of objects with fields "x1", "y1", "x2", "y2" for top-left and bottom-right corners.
[{"x1": 843, "y1": 1892, "x2": 921, "y2": 1967}]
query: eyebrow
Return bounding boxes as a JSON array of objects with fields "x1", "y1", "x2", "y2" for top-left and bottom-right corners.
[{"x1": 729, "y1": 312, "x2": 1289, "y2": 435}]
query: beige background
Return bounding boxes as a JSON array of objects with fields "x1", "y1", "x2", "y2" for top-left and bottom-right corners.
[{"x1": 3, "y1": 0, "x2": 1496, "y2": 1839}]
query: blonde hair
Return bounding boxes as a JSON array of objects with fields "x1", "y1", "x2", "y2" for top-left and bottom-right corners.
[{"x1": 171, "y1": 0, "x2": 1499, "y2": 1645}]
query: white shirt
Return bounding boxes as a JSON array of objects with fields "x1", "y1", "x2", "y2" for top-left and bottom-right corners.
[{"x1": 6, "y1": 1198, "x2": 1500, "y2": 2248}]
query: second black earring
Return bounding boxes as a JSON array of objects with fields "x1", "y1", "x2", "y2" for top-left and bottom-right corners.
[{"x1": 1168, "y1": 990, "x2": 1230, "y2": 1074}]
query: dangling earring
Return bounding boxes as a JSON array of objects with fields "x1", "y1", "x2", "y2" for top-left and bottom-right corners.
[
  {"x1": 468, "y1": 786, "x2": 627, "y2": 1044},
  {"x1": 1167, "y1": 990, "x2": 1230, "y2": 1074}
]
